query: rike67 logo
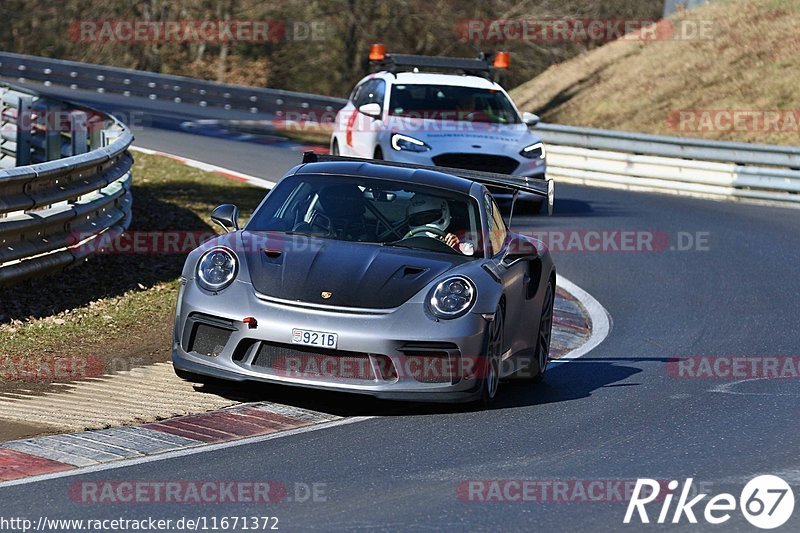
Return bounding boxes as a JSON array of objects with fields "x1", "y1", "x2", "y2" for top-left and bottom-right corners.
[{"x1": 624, "y1": 476, "x2": 795, "y2": 529}]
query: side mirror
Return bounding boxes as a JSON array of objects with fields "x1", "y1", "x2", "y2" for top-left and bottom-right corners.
[
  {"x1": 358, "y1": 102, "x2": 382, "y2": 119},
  {"x1": 522, "y1": 112, "x2": 540, "y2": 127},
  {"x1": 211, "y1": 204, "x2": 239, "y2": 232},
  {"x1": 501, "y1": 235, "x2": 539, "y2": 267}
]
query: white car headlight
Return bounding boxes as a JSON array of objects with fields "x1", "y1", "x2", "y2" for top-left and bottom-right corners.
[
  {"x1": 429, "y1": 276, "x2": 476, "y2": 319},
  {"x1": 520, "y1": 141, "x2": 546, "y2": 159},
  {"x1": 391, "y1": 133, "x2": 431, "y2": 152},
  {"x1": 196, "y1": 248, "x2": 238, "y2": 292}
]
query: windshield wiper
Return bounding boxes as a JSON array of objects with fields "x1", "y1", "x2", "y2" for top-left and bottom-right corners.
[
  {"x1": 381, "y1": 241, "x2": 415, "y2": 249},
  {"x1": 382, "y1": 239, "x2": 461, "y2": 255},
  {"x1": 283, "y1": 230, "x2": 318, "y2": 237}
]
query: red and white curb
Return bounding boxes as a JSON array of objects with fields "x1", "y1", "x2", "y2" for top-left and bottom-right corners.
[
  {"x1": 553, "y1": 275, "x2": 611, "y2": 361},
  {"x1": 0, "y1": 403, "x2": 340, "y2": 483}
]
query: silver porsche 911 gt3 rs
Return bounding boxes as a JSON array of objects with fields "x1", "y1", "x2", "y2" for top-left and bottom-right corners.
[{"x1": 172, "y1": 153, "x2": 555, "y2": 405}]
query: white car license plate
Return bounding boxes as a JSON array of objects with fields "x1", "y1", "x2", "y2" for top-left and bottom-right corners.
[{"x1": 291, "y1": 328, "x2": 338, "y2": 349}]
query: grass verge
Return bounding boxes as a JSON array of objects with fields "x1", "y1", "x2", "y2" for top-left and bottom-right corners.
[{"x1": 0, "y1": 152, "x2": 266, "y2": 393}]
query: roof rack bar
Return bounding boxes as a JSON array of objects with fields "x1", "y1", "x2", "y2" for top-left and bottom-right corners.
[
  {"x1": 378, "y1": 54, "x2": 491, "y2": 72},
  {"x1": 372, "y1": 53, "x2": 499, "y2": 80}
]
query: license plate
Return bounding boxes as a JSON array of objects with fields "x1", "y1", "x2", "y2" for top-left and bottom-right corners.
[{"x1": 291, "y1": 328, "x2": 338, "y2": 349}]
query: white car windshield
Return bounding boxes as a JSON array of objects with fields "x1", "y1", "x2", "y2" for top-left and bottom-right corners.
[
  {"x1": 388, "y1": 84, "x2": 520, "y2": 124},
  {"x1": 247, "y1": 174, "x2": 484, "y2": 257}
]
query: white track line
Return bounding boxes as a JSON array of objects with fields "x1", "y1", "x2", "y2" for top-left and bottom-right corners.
[
  {"x1": 130, "y1": 146, "x2": 274, "y2": 189},
  {"x1": 709, "y1": 377, "x2": 800, "y2": 397}
]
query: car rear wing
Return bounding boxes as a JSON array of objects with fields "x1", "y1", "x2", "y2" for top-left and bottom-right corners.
[{"x1": 301, "y1": 152, "x2": 554, "y2": 216}]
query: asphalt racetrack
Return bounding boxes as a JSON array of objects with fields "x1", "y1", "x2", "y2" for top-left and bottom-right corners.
[{"x1": 2, "y1": 86, "x2": 800, "y2": 531}]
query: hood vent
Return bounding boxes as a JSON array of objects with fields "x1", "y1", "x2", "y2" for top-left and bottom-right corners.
[{"x1": 401, "y1": 266, "x2": 428, "y2": 279}]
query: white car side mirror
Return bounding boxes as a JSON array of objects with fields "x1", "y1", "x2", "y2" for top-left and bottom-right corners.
[
  {"x1": 358, "y1": 103, "x2": 382, "y2": 119},
  {"x1": 522, "y1": 112, "x2": 540, "y2": 127}
]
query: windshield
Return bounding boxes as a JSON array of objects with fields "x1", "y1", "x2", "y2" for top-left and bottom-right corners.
[
  {"x1": 388, "y1": 84, "x2": 520, "y2": 124},
  {"x1": 247, "y1": 174, "x2": 483, "y2": 257}
]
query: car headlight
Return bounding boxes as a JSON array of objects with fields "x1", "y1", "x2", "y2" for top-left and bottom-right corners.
[
  {"x1": 196, "y1": 248, "x2": 238, "y2": 292},
  {"x1": 520, "y1": 141, "x2": 546, "y2": 159},
  {"x1": 391, "y1": 133, "x2": 431, "y2": 152},
  {"x1": 428, "y1": 276, "x2": 476, "y2": 319}
]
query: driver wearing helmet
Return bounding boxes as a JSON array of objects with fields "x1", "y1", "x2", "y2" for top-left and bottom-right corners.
[{"x1": 406, "y1": 194, "x2": 475, "y2": 256}]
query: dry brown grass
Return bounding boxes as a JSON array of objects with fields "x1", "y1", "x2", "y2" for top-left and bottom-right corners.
[
  {"x1": 510, "y1": 0, "x2": 800, "y2": 145},
  {"x1": 0, "y1": 153, "x2": 265, "y2": 393}
]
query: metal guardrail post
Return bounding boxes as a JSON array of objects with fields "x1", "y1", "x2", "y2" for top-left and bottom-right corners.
[
  {"x1": 15, "y1": 95, "x2": 32, "y2": 166},
  {"x1": 0, "y1": 91, "x2": 15, "y2": 168},
  {"x1": 43, "y1": 102, "x2": 61, "y2": 161},
  {"x1": 69, "y1": 111, "x2": 88, "y2": 155},
  {"x1": 89, "y1": 122, "x2": 103, "y2": 150}
]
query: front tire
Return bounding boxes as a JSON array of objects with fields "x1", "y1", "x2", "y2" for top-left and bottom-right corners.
[
  {"x1": 479, "y1": 304, "x2": 504, "y2": 407},
  {"x1": 532, "y1": 280, "x2": 555, "y2": 383},
  {"x1": 331, "y1": 139, "x2": 340, "y2": 155},
  {"x1": 374, "y1": 146, "x2": 384, "y2": 160}
]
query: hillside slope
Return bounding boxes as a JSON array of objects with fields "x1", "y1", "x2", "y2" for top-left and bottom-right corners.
[{"x1": 510, "y1": 0, "x2": 800, "y2": 145}]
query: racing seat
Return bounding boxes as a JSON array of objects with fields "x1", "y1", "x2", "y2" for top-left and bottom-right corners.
[{"x1": 297, "y1": 184, "x2": 370, "y2": 241}]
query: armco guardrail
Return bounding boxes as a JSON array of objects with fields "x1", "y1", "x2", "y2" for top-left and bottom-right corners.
[
  {"x1": 535, "y1": 123, "x2": 800, "y2": 168},
  {"x1": 0, "y1": 82, "x2": 133, "y2": 285},
  {"x1": 0, "y1": 51, "x2": 346, "y2": 118},
  {"x1": 536, "y1": 123, "x2": 800, "y2": 205},
  {"x1": 3, "y1": 52, "x2": 798, "y2": 206}
]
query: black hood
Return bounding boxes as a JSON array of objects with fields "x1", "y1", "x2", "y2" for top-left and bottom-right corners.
[{"x1": 241, "y1": 232, "x2": 468, "y2": 309}]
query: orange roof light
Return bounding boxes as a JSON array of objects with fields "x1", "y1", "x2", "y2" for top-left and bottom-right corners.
[
  {"x1": 493, "y1": 51, "x2": 510, "y2": 69},
  {"x1": 369, "y1": 43, "x2": 386, "y2": 61}
]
